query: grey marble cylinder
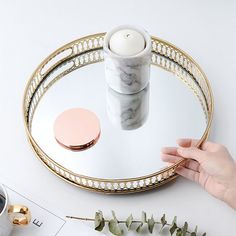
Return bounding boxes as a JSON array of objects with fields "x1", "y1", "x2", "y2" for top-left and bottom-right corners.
[
  {"x1": 103, "y1": 25, "x2": 152, "y2": 94},
  {"x1": 106, "y1": 84, "x2": 149, "y2": 130}
]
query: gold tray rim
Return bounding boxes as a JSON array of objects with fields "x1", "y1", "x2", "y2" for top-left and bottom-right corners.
[{"x1": 23, "y1": 33, "x2": 214, "y2": 194}]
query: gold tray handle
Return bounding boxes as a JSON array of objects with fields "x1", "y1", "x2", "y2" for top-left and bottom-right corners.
[{"x1": 8, "y1": 205, "x2": 31, "y2": 226}]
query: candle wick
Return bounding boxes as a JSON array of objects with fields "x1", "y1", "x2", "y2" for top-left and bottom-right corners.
[{"x1": 126, "y1": 34, "x2": 130, "y2": 38}]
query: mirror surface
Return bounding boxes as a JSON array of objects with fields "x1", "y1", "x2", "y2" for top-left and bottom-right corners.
[{"x1": 31, "y1": 61, "x2": 206, "y2": 179}]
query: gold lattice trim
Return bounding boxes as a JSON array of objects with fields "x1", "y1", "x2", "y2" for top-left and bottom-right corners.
[{"x1": 23, "y1": 33, "x2": 213, "y2": 194}]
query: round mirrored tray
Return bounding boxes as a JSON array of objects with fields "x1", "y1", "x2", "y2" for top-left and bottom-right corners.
[{"x1": 23, "y1": 33, "x2": 213, "y2": 194}]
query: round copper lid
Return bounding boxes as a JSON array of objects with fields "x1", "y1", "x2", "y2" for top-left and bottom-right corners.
[{"x1": 54, "y1": 108, "x2": 101, "y2": 151}]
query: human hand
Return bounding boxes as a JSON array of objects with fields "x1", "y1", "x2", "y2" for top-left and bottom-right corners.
[{"x1": 161, "y1": 138, "x2": 236, "y2": 210}]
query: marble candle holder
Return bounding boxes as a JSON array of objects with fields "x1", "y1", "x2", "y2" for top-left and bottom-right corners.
[
  {"x1": 103, "y1": 25, "x2": 152, "y2": 94},
  {"x1": 106, "y1": 84, "x2": 149, "y2": 130}
]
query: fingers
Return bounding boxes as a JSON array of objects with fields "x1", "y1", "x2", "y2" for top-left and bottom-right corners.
[
  {"x1": 161, "y1": 147, "x2": 179, "y2": 156},
  {"x1": 161, "y1": 153, "x2": 183, "y2": 163},
  {"x1": 161, "y1": 153, "x2": 200, "y2": 172},
  {"x1": 177, "y1": 138, "x2": 199, "y2": 148},
  {"x1": 177, "y1": 138, "x2": 208, "y2": 151},
  {"x1": 162, "y1": 138, "x2": 213, "y2": 170},
  {"x1": 162, "y1": 144, "x2": 206, "y2": 162},
  {"x1": 177, "y1": 138, "x2": 220, "y2": 152},
  {"x1": 201, "y1": 141, "x2": 225, "y2": 152},
  {"x1": 177, "y1": 147, "x2": 206, "y2": 163},
  {"x1": 176, "y1": 166, "x2": 200, "y2": 183},
  {"x1": 185, "y1": 159, "x2": 200, "y2": 172}
]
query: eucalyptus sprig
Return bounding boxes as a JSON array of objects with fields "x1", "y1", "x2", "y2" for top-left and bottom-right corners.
[{"x1": 66, "y1": 211, "x2": 206, "y2": 236}]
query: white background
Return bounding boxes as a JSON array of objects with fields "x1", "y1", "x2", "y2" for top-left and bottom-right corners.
[{"x1": 0, "y1": 0, "x2": 236, "y2": 235}]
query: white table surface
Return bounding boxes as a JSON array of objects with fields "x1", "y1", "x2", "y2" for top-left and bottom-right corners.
[{"x1": 0, "y1": 0, "x2": 236, "y2": 235}]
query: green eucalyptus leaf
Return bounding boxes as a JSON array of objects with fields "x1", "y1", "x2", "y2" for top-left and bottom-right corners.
[
  {"x1": 147, "y1": 215, "x2": 155, "y2": 233},
  {"x1": 136, "y1": 211, "x2": 146, "y2": 233},
  {"x1": 172, "y1": 216, "x2": 177, "y2": 225},
  {"x1": 142, "y1": 211, "x2": 147, "y2": 223},
  {"x1": 125, "y1": 214, "x2": 133, "y2": 230},
  {"x1": 176, "y1": 228, "x2": 182, "y2": 236},
  {"x1": 111, "y1": 210, "x2": 118, "y2": 222},
  {"x1": 161, "y1": 214, "x2": 167, "y2": 226},
  {"x1": 191, "y1": 225, "x2": 198, "y2": 236},
  {"x1": 94, "y1": 211, "x2": 105, "y2": 232},
  {"x1": 159, "y1": 214, "x2": 167, "y2": 232},
  {"x1": 108, "y1": 219, "x2": 123, "y2": 236},
  {"x1": 136, "y1": 222, "x2": 143, "y2": 233},
  {"x1": 169, "y1": 222, "x2": 177, "y2": 235},
  {"x1": 182, "y1": 222, "x2": 188, "y2": 236}
]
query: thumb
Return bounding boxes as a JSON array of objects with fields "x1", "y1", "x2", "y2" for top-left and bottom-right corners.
[{"x1": 177, "y1": 147, "x2": 206, "y2": 162}]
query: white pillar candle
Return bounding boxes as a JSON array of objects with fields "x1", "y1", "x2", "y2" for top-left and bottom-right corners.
[
  {"x1": 104, "y1": 25, "x2": 151, "y2": 94},
  {"x1": 109, "y1": 29, "x2": 145, "y2": 56}
]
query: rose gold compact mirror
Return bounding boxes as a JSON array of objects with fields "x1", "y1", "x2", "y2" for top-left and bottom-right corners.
[{"x1": 54, "y1": 108, "x2": 101, "y2": 151}]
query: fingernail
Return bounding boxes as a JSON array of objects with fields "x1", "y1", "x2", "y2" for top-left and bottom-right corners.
[
  {"x1": 177, "y1": 148, "x2": 184, "y2": 154},
  {"x1": 160, "y1": 147, "x2": 166, "y2": 153}
]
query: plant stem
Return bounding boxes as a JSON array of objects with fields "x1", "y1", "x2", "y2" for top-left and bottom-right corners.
[
  {"x1": 66, "y1": 216, "x2": 193, "y2": 234},
  {"x1": 66, "y1": 216, "x2": 152, "y2": 224}
]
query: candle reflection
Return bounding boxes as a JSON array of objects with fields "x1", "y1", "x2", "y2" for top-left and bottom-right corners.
[{"x1": 106, "y1": 84, "x2": 149, "y2": 130}]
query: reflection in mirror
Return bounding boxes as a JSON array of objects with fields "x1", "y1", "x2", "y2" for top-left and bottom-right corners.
[
  {"x1": 31, "y1": 53, "x2": 207, "y2": 179},
  {"x1": 106, "y1": 84, "x2": 149, "y2": 130}
]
